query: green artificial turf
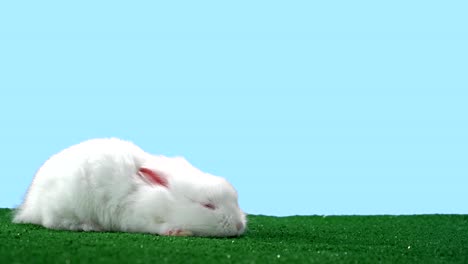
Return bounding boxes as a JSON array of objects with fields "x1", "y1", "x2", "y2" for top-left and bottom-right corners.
[{"x1": 1, "y1": 209, "x2": 467, "y2": 263}]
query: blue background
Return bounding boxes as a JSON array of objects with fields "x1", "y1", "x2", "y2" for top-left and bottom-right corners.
[{"x1": 1, "y1": 1, "x2": 467, "y2": 216}]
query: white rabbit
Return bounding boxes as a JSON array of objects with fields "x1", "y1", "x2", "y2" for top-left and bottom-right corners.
[{"x1": 13, "y1": 138, "x2": 247, "y2": 237}]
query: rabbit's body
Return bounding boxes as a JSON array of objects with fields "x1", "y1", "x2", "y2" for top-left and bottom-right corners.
[{"x1": 14, "y1": 138, "x2": 246, "y2": 237}]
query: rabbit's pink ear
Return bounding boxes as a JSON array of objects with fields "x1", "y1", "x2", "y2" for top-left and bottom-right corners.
[{"x1": 138, "y1": 168, "x2": 169, "y2": 188}]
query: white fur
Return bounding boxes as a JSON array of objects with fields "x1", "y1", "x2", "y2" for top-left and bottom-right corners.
[{"x1": 14, "y1": 138, "x2": 247, "y2": 237}]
